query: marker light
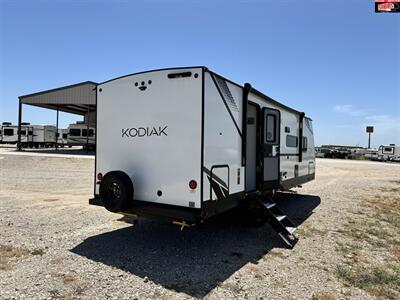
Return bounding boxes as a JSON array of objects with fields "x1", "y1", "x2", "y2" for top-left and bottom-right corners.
[
  {"x1": 97, "y1": 173, "x2": 103, "y2": 181},
  {"x1": 189, "y1": 180, "x2": 197, "y2": 190}
]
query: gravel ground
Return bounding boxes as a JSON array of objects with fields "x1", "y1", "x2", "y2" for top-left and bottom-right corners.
[{"x1": 0, "y1": 148, "x2": 399, "y2": 299}]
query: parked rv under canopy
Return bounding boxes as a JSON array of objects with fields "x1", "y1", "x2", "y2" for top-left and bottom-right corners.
[{"x1": 17, "y1": 81, "x2": 98, "y2": 150}]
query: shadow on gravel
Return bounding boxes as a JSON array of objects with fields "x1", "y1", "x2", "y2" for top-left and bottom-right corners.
[{"x1": 71, "y1": 193, "x2": 320, "y2": 297}]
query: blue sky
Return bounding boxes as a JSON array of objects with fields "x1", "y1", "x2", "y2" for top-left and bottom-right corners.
[{"x1": 0, "y1": 0, "x2": 399, "y2": 148}]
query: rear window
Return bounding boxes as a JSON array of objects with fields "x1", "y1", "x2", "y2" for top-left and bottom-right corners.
[
  {"x1": 286, "y1": 135, "x2": 298, "y2": 148},
  {"x1": 383, "y1": 147, "x2": 394, "y2": 153},
  {"x1": 4, "y1": 129, "x2": 13, "y2": 136},
  {"x1": 70, "y1": 129, "x2": 81, "y2": 136}
]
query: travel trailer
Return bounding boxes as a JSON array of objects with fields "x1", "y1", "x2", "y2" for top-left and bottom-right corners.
[
  {"x1": 67, "y1": 122, "x2": 95, "y2": 149},
  {"x1": 56, "y1": 129, "x2": 69, "y2": 147},
  {"x1": 30, "y1": 125, "x2": 57, "y2": 148},
  {"x1": 1, "y1": 122, "x2": 32, "y2": 145},
  {"x1": 90, "y1": 67, "x2": 316, "y2": 248},
  {"x1": 377, "y1": 144, "x2": 400, "y2": 161}
]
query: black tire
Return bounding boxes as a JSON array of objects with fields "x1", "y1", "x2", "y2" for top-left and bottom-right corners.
[{"x1": 100, "y1": 171, "x2": 133, "y2": 212}]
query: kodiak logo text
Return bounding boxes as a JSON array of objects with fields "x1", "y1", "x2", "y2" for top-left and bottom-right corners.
[{"x1": 122, "y1": 126, "x2": 168, "y2": 138}]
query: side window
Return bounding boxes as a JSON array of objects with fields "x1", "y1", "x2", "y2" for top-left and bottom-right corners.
[
  {"x1": 266, "y1": 114, "x2": 276, "y2": 142},
  {"x1": 383, "y1": 147, "x2": 394, "y2": 154},
  {"x1": 302, "y1": 136, "x2": 308, "y2": 152},
  {"x1": 88, "y1": 129, "x2": 94, "y2": 137},
  {"x1": 28, "y1": 130, "x2": 33, "y2": 135},
  {"x1": 62, "y1": 133, "x2": 68, "y2": 139},
  {"x1": 286, "y1": 135, "x2": 298, "y2": 148},
  {"x1": 82, "y1": 129, "x2": 87, "y2": 137},
  {"x1": 69, "y1": 129, "x2": 81, "y2": 136},
  {"x1": 4, "y1": 129, "x2": 14, "y2": 136}
]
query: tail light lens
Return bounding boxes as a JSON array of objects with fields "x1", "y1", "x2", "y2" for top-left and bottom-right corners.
[
  {"x1": 97, "y1": 173, "x2": 103, "y2": 181},
  {"x1": 189, "y1": 180, "x2": 197, "y2": 190}
]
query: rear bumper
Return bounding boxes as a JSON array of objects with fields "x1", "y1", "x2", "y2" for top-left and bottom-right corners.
[{"x1": 90, "y1": 195, "x2": 202, "y2": 223}]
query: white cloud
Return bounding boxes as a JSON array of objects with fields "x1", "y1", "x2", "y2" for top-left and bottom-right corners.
[{"x1": 333, "y1": 104, "x2": 367, "y2": 117}]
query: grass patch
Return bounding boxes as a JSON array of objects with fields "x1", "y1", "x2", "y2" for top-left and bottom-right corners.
[{"x1": 336, "y1": 265, "x2": 400, "y2": 298}]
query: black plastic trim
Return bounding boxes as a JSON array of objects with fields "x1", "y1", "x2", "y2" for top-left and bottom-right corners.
[{"x1": 280, "y1": 173, "x2": 315, "y2": 190}]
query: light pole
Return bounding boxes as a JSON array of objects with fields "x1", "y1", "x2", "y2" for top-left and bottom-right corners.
[{"x1": 366, "y1": 126, "x2": 374, "y2": 149}]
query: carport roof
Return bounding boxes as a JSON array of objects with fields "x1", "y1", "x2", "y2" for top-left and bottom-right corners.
[{"x1": 19, "y1": 81, "x2": 98, "y2": 115}]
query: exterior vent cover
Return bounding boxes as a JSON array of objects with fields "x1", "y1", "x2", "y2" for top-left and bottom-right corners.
[{"x1": 215, "y1": 77, "x2": 239, "y2": 112}]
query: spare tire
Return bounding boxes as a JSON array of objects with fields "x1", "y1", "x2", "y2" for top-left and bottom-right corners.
[{"x1": 99, "y1": 171, "x2": 133, "y2": 212}]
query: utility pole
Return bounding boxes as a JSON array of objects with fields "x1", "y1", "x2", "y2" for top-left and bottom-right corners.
[{"x1": 366, "y1": 126, "x2": 374, "y2": 149}]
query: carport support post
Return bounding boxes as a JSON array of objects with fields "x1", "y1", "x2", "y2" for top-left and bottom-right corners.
[
  {"x1": 17, "y1": 98, "x2": 22, "y2": 151},
  {"x1": 55, "y1": 107, "x2": 59, "y2": 150},
  {"x1": 86, "y1": 106, "x2": 90, "y2": 153}
]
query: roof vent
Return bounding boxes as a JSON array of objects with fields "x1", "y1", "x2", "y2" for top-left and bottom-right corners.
[{"x1": 2, "y1": 122, "x2": 12, "y2": 125}]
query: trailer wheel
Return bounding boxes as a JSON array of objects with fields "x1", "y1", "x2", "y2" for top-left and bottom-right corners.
[{"x1": 100, "y1": 171, "x2": 133, "y2": 212}]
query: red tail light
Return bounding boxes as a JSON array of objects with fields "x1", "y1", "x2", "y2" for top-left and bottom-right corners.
[
  {"x1": 97, "y1": 173, "x2": 103, "y2": 181},
  {"x1": 189, "y1": 180, "x2": 197, "y2": 190}
]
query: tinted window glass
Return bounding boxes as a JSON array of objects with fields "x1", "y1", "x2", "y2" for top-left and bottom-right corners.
[
  {"x1": 17, "y1": 130, "x2": 27, "y2": 135},
  {"x1": 28, "y1": 130, "x2": 33, "y2": 135},
  {"x1": 70, "y1": 129, "x2": 81, "y2": 136},
  {"x1": 286, "y1": 135, "x2": 298, "y2": 147},
  {"x1": 302, "y1": 136, "x2": 308, "y2": 152},
  {"x1": 4, "y1": 129, "x2": 14, "y2": 136},
  {"x1": 266, "y1": 114, "x2": 276, "y2": 142},
  {"x1": 62, "y1": 133, "x2": 68, "y2": 139},
  {"x1": 88, "y1": 129, "x2": 94, "y2": 137},
  {"x1": 384, "y1": 147, "x2": 394, "y2": 153}
]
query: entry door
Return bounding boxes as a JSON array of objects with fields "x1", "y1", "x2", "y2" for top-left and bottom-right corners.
[{"x1": 261, "y1": 108, "x2": 280, "y2": 188}]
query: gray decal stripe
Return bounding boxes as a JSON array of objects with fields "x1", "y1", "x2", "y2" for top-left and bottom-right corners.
[
  {"x1": 202, "y1": 166, "x2": 228, "y2": 189},
  {"x1": 210, "y1": 73, "x2": 242, "y2": 138}
]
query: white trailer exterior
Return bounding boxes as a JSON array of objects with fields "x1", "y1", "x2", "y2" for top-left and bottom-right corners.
[
  {"x1": 57, "y1": 129, "x2": 69, "y2": 146},
  {"x1": 91, "y1": 67, "x2": 315, "y2": 232},
  {"x1": 30, "y1": 125, "x2": 57, "y2": 148},
  {"x1": 1, "y1": 124, "x2": 32, "y2": 144},
  {"x1": 377, "y1": 145, "x2": 400, "y2": 161},
  {"x1": 67, "y1": 123, "x2": 95, "y2": 148}
]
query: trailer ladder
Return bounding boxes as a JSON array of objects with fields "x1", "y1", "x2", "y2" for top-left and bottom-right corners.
[{"x1": 257, "y1": 196, "x2": 298, "y2": 249}]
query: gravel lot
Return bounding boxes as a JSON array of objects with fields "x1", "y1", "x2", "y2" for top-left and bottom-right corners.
[{"x1": 0, "y1": 147, "x2": 399, "y2": 300}]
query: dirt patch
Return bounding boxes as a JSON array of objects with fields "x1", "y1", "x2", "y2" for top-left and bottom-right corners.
[
  {"x1": 0, "y1": 244, "x2": 30, "y2": 271},
  {"x1": 335, "y1": 186, "x2": 400, "y2": 299}
]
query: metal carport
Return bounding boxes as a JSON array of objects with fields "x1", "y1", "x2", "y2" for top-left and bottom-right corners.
[{"x1": 17, "y1": 81, "x2": 98, "y2": 150}]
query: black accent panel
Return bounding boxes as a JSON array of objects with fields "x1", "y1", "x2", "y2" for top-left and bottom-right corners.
[
  {"x1": 202, "y1": 166, "x2": 228, "y2": 189},
  {"x1": 202, "y1": 191, "x2": 245, "y2": 219},
  {"x1": 210, "y1": 73, "x2": 242, "y2": 138},
  {"x1": 215, "y1": 76, "x2": 239, "y2": 112}
]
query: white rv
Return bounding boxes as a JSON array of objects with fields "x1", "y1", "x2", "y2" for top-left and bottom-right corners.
[
  {"x1": 90, "y1": 67, "x2": 316, "y2": 247},
  {"x1": 1, "y1": 123, "x2": 32, "y2": 145},
  {"x1": 56, "y1": 129, "x2": 69, "y2": 147},
  {"x1": 67, "y1": 122, "x2": 95, "y2": 149},
  {"x1": 377, "y1": 144, "x2": 400, "y2": 161}
]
